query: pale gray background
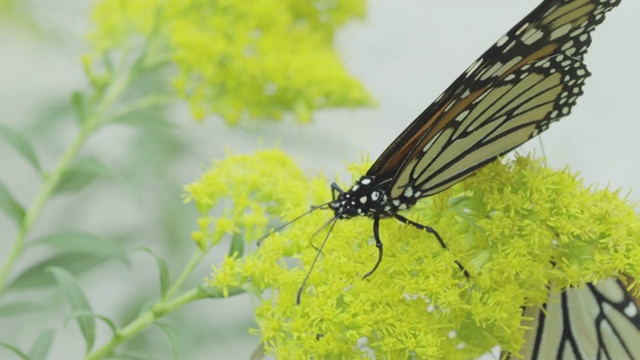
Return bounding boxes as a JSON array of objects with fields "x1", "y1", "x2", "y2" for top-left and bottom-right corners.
[{"x1": 1, "y1": 0, "x2": 638, "y2": 359}]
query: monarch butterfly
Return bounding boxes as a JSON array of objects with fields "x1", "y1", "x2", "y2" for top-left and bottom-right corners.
[
  {"x1": 278, "y1": 0, "x2": 623, "y2": 302},
  {"x1": 505, "y1": 277, "x2": 640, "y2": 359}
]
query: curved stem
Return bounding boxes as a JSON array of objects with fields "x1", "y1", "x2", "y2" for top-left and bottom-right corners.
[
  {"x1": 0, "y1": 128, "x2": 90, "y2": 293},
  {"x1": 163, "y1": 250, "x2": 205, "y2": 301},
  {"x1": 105, "y1": 95, "x2": 174, "y2": 123},
  {"x1": 0, "y1": 64, "x2": 131, "y2": 295},
  {"x1": 84, "y1": 285, "x2": 243, "y2": 360}
]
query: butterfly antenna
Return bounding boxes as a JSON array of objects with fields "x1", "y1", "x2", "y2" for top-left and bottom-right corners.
[
  {"x1": 307, "y1": 214, "x2": 342, "y2": 255},
  {"x1": 257, "y1": 200, "x2": 332, "y2": 246},
  {"x1": 296, "y1": 213, "x2": 341, "y2": 305}
]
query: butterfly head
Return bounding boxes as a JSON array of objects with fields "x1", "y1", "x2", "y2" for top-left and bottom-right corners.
[{"x1": 329, "y1": 176, "x2": 415, "y2": 219}]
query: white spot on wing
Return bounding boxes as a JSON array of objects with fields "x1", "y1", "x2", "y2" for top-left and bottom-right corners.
[
  {"x1": 521, "y1": 28, "x2": 544, "y2": 44},
  {"x1": 515, "y1": 22, "x2": 530, "y2": 36},
  {"x1": 455, "y1": 109, "x2": 470, "y2": 122},
  {"x1": 550, "y1": 23, "x2": 572, "y2": 40},
  {"x1": 496, "y1": 35, "x2": 509, "y2": 47},
  {"x1": 624, "y1": 302, "x2": 638, "y2": 318},
  {"x1": 465, "y1": 59, "x2": 483, "y2": 77},
  {"x1": 404, "y1": 187, "x2": 413, "y2": 198}
]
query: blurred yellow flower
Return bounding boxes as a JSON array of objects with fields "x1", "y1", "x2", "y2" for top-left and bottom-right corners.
[
  {"x1": 88, "y1": 0, "x2": 374, "y2": 124},
  {"x1": 185, "y1": 149, "x2": 640, "y2": 359}
]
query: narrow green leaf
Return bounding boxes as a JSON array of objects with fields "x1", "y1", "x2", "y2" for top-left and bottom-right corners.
[
  {"x1": 197, "y1": 284, "x2": 245, "y2": 298},
  {"x1": 113, "y1": 108, "x2": 175, "y2": 129},
  {"x1": 138, "y1": 248, "x2": 170, "y2": 297},
  {"x1": 31, "y1": 97, "x2": 74, "y2": 136},
  {"x1": 64, "y1": 310, "x2": 117, "y2": 336},
  {"x1": 28, "y1": 329, "x2": 55, "y2": 360},
  {"x1": 0, "y1": 301, "x2": 46, "y2": 318},
  {"x1": 154, "y1": 322, "x2": 179, "y2": 357},
  {"x1": 0, "y1": 179, "x2": 25, "y2": 224},
  {"x1": 7, "y1": 254, "x2": 108, "y2": 291},
  {"x1": 0, "y1": 122, "x2": 41, "y2": 172},
  {"x1": 108, "y1": 351, "x2": 155, "y2": 360},
  {"x1": 137, "y1": 298, "x2": 156, "y2": 317},
  {"x1": 31, "y1": 231, "x2": 129, "y2": 264},
  {"x1": 71, "y1": 91, "x2": 87, "y2": 125},
  {"x1": 0, "y1": 342, "x2": 28, "y2": 360},
  {"x1": 53, "y1": 157, "x2": 112, "y2": 194},
  {"x1": 48, "y1": 267, "x2": 95, "y2": 352},
  {"x1": 228, "y1": 233, "x2": 245, "y2": 258}
]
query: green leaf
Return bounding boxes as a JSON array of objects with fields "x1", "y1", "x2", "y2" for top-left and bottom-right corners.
[
  {"x1": 48, "y1": 267, "x2": 95, "y2": 352},
  {"x1": 113, "y1": 108, "x2": 175, "y2": 129},
  {"x1": 0, "y1": 122, "x2": 41, "y2": 172},
  {"x1": 31, "y1": 231, "x2": 129, "y2": 264},
  {"x1": 64, "y1": 310, "x2": 117, "y2": 336},
  {"x1": 197, "y1": 284, "x2": 244, "y2": 298},
  {"x1": 71, "y1": 91, "x2": 87, "y2": 125},
  {"x1": 137, "y1": 248, "x2": 170, "y2": 297},
  {"x1": 0, "y1": 301, "x2": 46, "y2": 318},
  {"x1": 0, "y1": 342, "x2": 28, "y2": 360},
  {"x1": 31, "y1": 97, "x2": 74, "y2": 136},
  {"x1": 53, "y1": 157, "x2": 112, "y2": 194},
  {"x1": 7, "y1": 254, "x2": 109, "y2": 291},
  {"x1": 108, "y1": 351, "x2": 155, "y2": 360},
  {"x1": 154, "y1": 322, "x2": 179, "y2": 357},
  {"x1": 228, "y1": 233, "x2": 245, "y2": 258},
  {"x1": 28, "y1": 329, "x2": 55, "y2": 360},
  {"x1": 0, "y1": 179, "x2": 25, "y2": 224}
]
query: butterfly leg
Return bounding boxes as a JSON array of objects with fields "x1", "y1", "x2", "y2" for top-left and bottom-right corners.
[
  {"x1": 330, "y1": 182, "x2": 344, "y2": 201},
  {"x1": 363, "y1": 217, "x2": 383, "y2": 279},
  {"x1": 394, "y1": 214, "x2": 469, "y2": 278}
]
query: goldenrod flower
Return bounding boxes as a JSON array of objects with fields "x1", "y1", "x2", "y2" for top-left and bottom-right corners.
[
  {"x1": 88, "y1": 0, "x2": 374, "y2": 124},
  {"x1": 185, "y1": 150, "x2": 640, "y2": 359}
]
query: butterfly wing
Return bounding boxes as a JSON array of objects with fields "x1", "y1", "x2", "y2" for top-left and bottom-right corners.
[
  {"x1": 366, "y1": 0, "x2": 622, "y2": 199},
  {"x1": 507, "y1": 277, "x2": 640, "y2": 359}
]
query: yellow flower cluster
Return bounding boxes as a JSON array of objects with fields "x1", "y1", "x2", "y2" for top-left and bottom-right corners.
[
  {"x1": 88, "y1": 0, "x2": 373, "y2": 124},
  {"x1": 185, "y1": 150, "x2": 640, "y2": 359}
]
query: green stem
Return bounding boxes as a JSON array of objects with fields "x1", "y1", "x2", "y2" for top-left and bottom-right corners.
[
  {"x1": 84, "y1": 286, "x2": 243, "y2": 360},
  {"x1": 105, "y1": 95, "x2": 174, "y2": 123},
  {"x1": 0, "y1": 128, "x2": 90, "y2": 293},
  {"x1": 163, "y1": 250, "x2": 205, "y2": 301},
  {"x1": 0, "y1": 66, "x2": 131, "y2": 295}
]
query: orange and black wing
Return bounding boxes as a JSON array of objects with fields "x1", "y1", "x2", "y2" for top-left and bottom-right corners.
[{"x1": 366, "y1": 0, "x2": 622, "y2": 199}]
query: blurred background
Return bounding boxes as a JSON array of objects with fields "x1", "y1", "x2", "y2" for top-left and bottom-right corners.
[{"x1": 1, "y1": 0, "x2": 638, "y2": 359}]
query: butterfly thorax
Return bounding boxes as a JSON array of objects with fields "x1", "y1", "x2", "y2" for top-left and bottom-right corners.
[{"x1": 329, "y1": 176, "x2": 418, "y2": 219}]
